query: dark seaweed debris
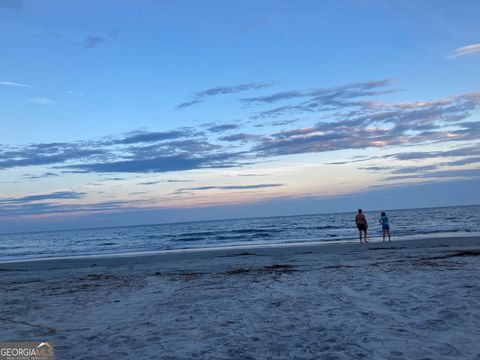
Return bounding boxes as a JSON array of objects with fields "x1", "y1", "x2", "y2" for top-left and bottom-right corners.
[{"x1": 225, "y1": 264, "x2": 296, "y2": 275}]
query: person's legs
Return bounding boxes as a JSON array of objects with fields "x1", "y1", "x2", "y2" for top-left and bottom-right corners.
[
  {"x1": 358, "y1": 229, "x2": 363, "y2": 243},
  {"x1": 387, "y1": 228, "x2": 391, "y2": 241},
  {"x1": 364, "y1": 230, "x2": 368, "y2": 243},
  {"x1": 382, "y1": 229, "x2": 386, "y2": 242}
]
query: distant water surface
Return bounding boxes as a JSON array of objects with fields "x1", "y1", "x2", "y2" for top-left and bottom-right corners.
[{"x1": 0, "y1": 205, "x2": 479, "y2": 262}]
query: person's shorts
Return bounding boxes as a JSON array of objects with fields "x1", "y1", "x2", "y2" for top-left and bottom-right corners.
[
  {"x1": 357, "y1": 223, "x2": 367, "y2": 231},
  {"x1": 382, "y1": 225, "x2": 390, "y2": 230}
]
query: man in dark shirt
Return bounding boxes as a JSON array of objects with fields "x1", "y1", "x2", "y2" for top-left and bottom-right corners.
[{"x1": 355, "y1": 209, "x2": 368, "y2": 244}]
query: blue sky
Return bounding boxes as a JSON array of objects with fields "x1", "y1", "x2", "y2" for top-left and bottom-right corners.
[{"x1": 1, "y1": 0, "x2": 479, "y2": 232}]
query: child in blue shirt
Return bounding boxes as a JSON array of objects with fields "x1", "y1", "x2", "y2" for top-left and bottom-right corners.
[{"x1": 379, "y1": 212, "x2": 391, "y2": 242}]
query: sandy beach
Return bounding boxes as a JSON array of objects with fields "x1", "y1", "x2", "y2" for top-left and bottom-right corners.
[{"x1": 1, "y1": 236, "x2": 479, "y2": 359}]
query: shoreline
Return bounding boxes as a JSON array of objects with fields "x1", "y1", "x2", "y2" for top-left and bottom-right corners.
[{"x1": 1, "y1": 235, "x2": 478, "y2": 270}]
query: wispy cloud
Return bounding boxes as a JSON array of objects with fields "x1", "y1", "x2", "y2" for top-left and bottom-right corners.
[
  {"x1": 0, "y1": 80, "x2": 31, "y2": 88},
  {"x1": 138, "y1": 181, "x2": 161, "y2": 185},
  {"x1": 237, "y1": 173, "x2": 268, "y2": 177},
  {"x1": 385, "y1": 168, "x2": 480, "y2": 181},
  {"x1": 206, "y1": 123, "x2": 240, "y2": 133},
  {"x1": 178, "y1": 183, "x2": 284, "y2": 192},
  {"x1": 177, "y1": 82, "x2": 275, "y2": 109},
  {"x1": 0, "y1": 191, "x2": 86, "y2": 204},
  {"x1": 447, "y1": 43, "x2": 480, "y2": 59},
  {"x1": 240, "y1": 18, "x2": 272, "y2": 33},
  {"x1": 22, "y1": 172, "x2": 59, "y2": 180},
  {"x1": 115, "y1": 130, "x2": 193, "y2": 144},
  {"x1": 359, "y1": 148, "x2": 480, "y2": 181},
  {"x1": 386, "y1": 145, "x2": 480, "y2": 161},
  {"x1": 103, "y1": 177, "x2": 125, "y2": 181},
  {"x1": 219, "y1": 133, "x2": 261, "y2": 142},
  {"x1": 27, "y1": 97, "x2": 57, "y2": 105},
  {"x1": 0, "y1": 199, "x2": 136, "y2": 217},
  {"x1": 249, "y1": 79, "x2": 396, "y2": 119},
  {"x1": 166, "y1": 179, "x2": 194, "y2": 183},
  {"x1": 254, "y1": 119, "x2": 302, "y2": 128},
  {"x1": 0, "y1": 142, "x2": 108, "y2": 170},
  {"x1": 83, "y1": 35, "x2": 106, "y2": 49},
  {"x1": 63, "y1": 154, "x2": 236, "y2": 174},
  {"x1": 138, "y1": 179, "x2": 194, "y2": 185}
]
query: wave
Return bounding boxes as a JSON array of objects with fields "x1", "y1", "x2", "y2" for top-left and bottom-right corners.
[
  {"x1": 174, "y1": 231, "x2": 217, "y2": 237},
  {"x1": 215, "y1": 235, "x2": 249, "y2": 241},
  {"x1": 291, "y1": 225, "x2": 342, "y2": 231},
  {"x1": 250, "y1": 232, "x2": 273, "y2": 238},
  {"x1": 174, "y1": 237, "x2": 205, "y2": 242}
]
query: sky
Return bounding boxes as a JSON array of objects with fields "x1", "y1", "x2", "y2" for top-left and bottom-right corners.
[{"x1": 1, "y1": 0, "x2": 479, "y2": 233}]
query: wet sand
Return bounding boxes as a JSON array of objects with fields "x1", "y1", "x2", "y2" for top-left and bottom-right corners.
[{"x1": 1, "y1": 236, "x2": 479, "y2": 359}]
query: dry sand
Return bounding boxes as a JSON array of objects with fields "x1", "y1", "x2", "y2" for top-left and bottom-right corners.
[{"x1": 1, "y1": 236, "x2": 479, "y2": 359}]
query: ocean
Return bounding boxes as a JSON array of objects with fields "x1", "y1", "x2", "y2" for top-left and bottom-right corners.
[{"x1": 0, "y1": 205, "x2": 479, "y2": 262}]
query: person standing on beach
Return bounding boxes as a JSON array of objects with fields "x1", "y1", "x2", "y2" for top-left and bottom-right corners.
[
  {"x1": 379, "y1": 212, "x2": 391, "y2": 242},
  {"x1": 355, "y1": 209, "x2": 368, "y2": 243}
]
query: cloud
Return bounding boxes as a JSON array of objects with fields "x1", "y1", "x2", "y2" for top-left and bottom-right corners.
[
  {"x1": 0, "y1": 191, "x2": 86, "y2": 204},
  {"x1": 0, "y1": 142, "x2": 107, "y2": 170},
  {"x1": 447, "y1": 43, "x2": 480, "y2": 59},
  {"x1": 360, "y1": 154, "x2": 480, "y2": 181},
  {"x1": 385, "y1": 145, "x2": 480, "y2": 161},
  {"x1": 0, "y1": 127, "x2": 226, "y2": 173},
  {"x1": 2, "y1": 84, "x2": 479, "y2": 179},
  {"x1": 0, "y1": 0, "x2": 23, "y2": 11},
  {"x1": 391, "y1": 165, "x2": 440, "y2": 174},
  {"x1": 0, "y1": 199, "x2": 135, "y2": 218},
  {"x1": 240, "y1": 18, "x2": 272, "y2": 33},
  {"x1": 27, "y1": 97, "x2": 57, "y2": 105},
  {"x1": 246, "y1": 79, "x2": 396, "y2": 118},
  {"x1": 22, "y1": 172, "x2": 59, "y2": 180},
  {"x1": 253, "y1": 92, "x2": 480, "y2": 156},
  {"x1": 179, "y1": 183, "x2": 284, "y2": 191},
  {"x1": 359, "y1": 165, "x2": 394, "y2": 172},
  {"x1": 447, "y1": 156, "x2": 480, "y2": 166},
  {"x1": 62, "y1": 154, "x2": 236, "y2": 174},
  {"x1": 206, "y1": 123, "x2": 240, "y2": 133},
  {"x1": 103, "y1": 177, "x2": 125, "y2": 181},
  {"x1": 219, "y1": 133, "x2": 260, "y2": 142},
  {"x1": 361, "y1": 164, "x2": 442, "y2": 175},
  {"x1": 0, "y1": 128, "x2": 239, "y2": 174},
  {"x1": 197, "y1": 82, "x2": 274, "y2": 98},
  {"x1": 115, "y1": 130, "x2": 191, "y2": 144},
  {"x1": 237, "y1": 173, "x2": 267, "y2": 177},
  {"x1": 83, "y1": 35, "x2": 106, "y2": 49},
  {"x1": 138, "y1": 181, "x2": 160, "y2": 185},
  {"x1": 253, "y1": 119, "x2": 303, "y2": 128},
  {"x1": 176, "y1": 82, "x2": 274, "y2": 109},
  {"x1": 0, "y1": 80, "x2": 30, "y2": 88},
  {"x1": 138, "y1": 179, "x2": 193, "y2": 185},
  {"x1": 175, "y1": 99, "x2": 203, "y2": 109},
  {"x1": 385, "y1": 168, "x2": 480, "y2": 181},
  {"x1": 65, "y1": 157, "x2": 206, "y2": 173},
  {"x1": 242, "y1": 90, "x2": 303, "y2": 105}
]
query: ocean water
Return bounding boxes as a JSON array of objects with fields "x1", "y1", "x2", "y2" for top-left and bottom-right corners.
[{"x1": 0, "y1": 205, "x2": 479, "y2": 262}]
